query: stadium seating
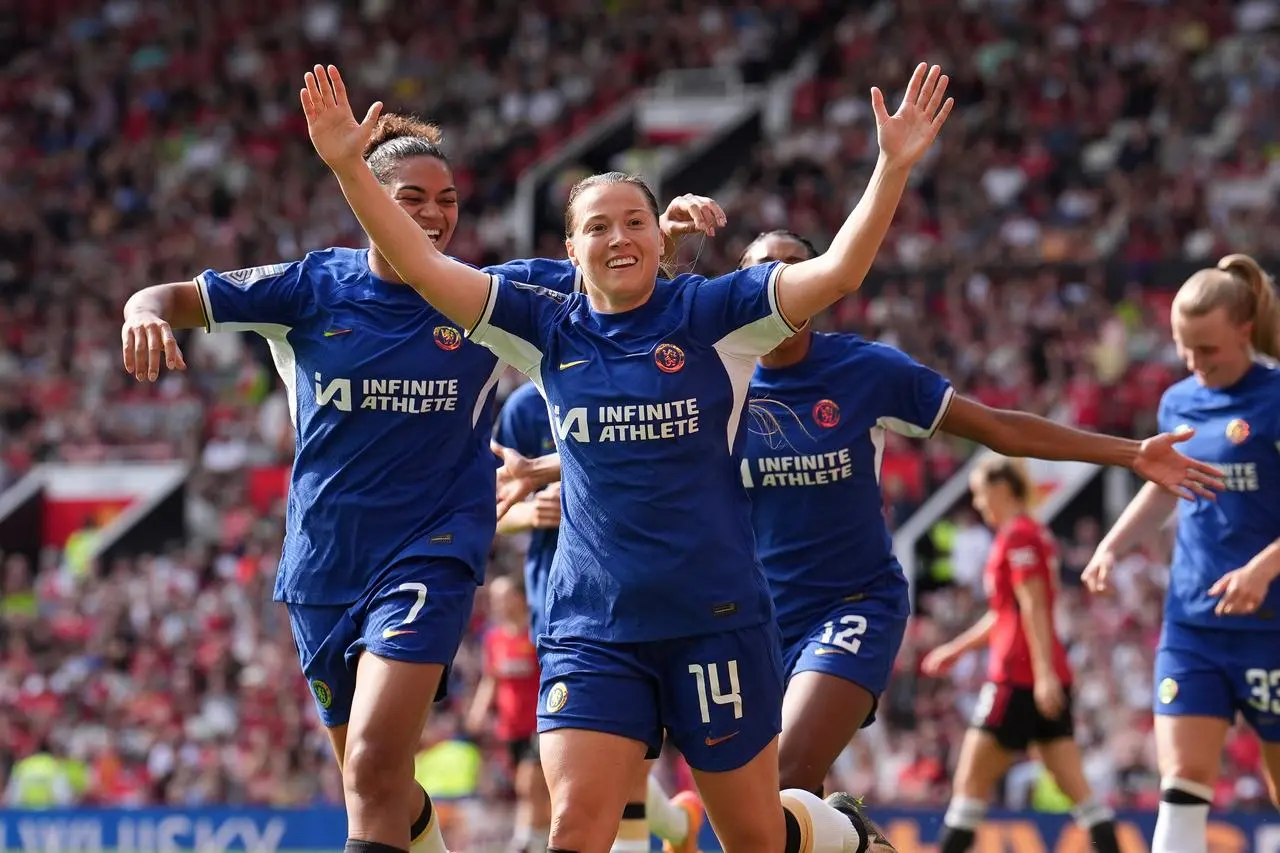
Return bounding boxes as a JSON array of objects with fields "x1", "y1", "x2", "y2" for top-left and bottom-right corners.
[{"x1": 1, "y1": 0, "x2": 1277, "y2": 820}]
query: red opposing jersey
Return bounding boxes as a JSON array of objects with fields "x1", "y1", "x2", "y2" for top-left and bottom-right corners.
[
  {"x1": 483, "y1": 626, "x2": 539, "y2": 741},
  {"x1": 984, "y1": 514, "x2": 1072, "y2": 688}
]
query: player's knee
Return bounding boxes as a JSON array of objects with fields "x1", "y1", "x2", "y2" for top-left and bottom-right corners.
[
  {"x1": 1158, "y1": 755, "x2": 1218, "y2": 788},
  {"x1": 714, "y1": 807, "x2": 785, "y2": 853},
  {"x1": 342, "y1": 734, "x2": 412, "y2": 806},
  {"x1": 548, "y1": 787, "x2": 620, "y2": 853}
]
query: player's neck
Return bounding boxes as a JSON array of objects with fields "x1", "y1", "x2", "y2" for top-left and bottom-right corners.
[
  {"x1": 758, "y1": 328, "x2": 813, "y2": 369},
  {"x1": 992, "y1": 506, "x2": 1026, "y2": 529},
  {"x1": 368, "y1": 246, "x2": 408, "y2": 285}
]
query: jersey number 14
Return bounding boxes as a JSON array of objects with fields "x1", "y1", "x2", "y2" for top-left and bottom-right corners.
[{"x1": 688, "y1": 661, "x2": 743, "y2": 724}]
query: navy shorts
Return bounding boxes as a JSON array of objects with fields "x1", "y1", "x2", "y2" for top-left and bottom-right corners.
[
  {"x1": 536, "y1": 623, "x2": 785, "y2": 772},
  {"x1": 781, "y1": 587, "x2": 909, "y2": 728},
  {"x1": 287, "y1": 557, "x2": 477, "y2": 728},
  {"x1": 1154, "y1": 620, "x2": 1280, "y2": 742}
]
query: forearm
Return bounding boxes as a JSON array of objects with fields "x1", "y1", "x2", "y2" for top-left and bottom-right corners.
[
  {"x1": 497, "y1": 501, "x2": 536, "y2": 535},
  {"x1": 948, "y1": 611, "x2": 997, "y2": 655},
  {"x1": 123, "y1": 282, "x2": 206, "y2": 330},
  {"x1": 777, "y1": 155, "x2": 912, "y2": 322},
  {"x1": 1099, "y1": 481, "x2": 1178, "y2": 556},
  {"x1": 529, "y1": 453, "x2": 562, "y2": 489},
  {"x1": 971, "y1": 409, "x2": 1140, "y2": 469},
  {"x1": 1018, "y1": 599, "x2": 1058, "y2": 680},
  {"x1": 1251, "y1": 538, "x2": 1280, "y2": 583}
]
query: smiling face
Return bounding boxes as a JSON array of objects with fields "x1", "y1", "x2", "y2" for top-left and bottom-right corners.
[
  {"x1": 385, "y1": 155, "x2": 459, "y2": 251},
  {"x1": 1172, "y1": 304, "x2": 1254, "y2": 389},
  {"x1": 564, "y1": 179, "x2": 664, "y2": 311}
]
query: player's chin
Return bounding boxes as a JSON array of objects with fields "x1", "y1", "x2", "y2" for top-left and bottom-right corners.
[{"x1": 595, "y1": 262, "x2": 654, "y2": 295}]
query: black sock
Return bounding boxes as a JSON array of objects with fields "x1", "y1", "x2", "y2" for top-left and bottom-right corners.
[
  {"x1": 937, "y1": 826, "x2": 975, "y2": 853},
  {"x1": 809, "y1": 786, "x2": 825, "y2": 799},
  {"x1": 345, "y1": 842, "x2": 409, "y2": 853},
  {"x1": 1087, "y1": 820, "x2": 1121, "y2": 853},
  {"x1": 782, "y1": 807, "x2": 802, "y2": 853},
  {"x1": 410, "y1": 785, "x2": 433, "y2": 842}
]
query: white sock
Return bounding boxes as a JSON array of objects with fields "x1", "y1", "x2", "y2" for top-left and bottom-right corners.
[
  {"x1": 646, "y1": 775, "x2": 690, "y2": 843},
  {"x1": 780, "y1": 789, "x2": 862, "y2": 853},
  {"x1": 611, "y1": 801, "x2": 649, "y2": 853},
  {"x1": 1152, "y1": 777, "x2": 1212, "y2": 853},
  {"x1": 1071, "y1": 797, "x2": 1115, "y2": 828},
  {"x1": 410, "y1": 810, "x2": 448, "y2": 853}
]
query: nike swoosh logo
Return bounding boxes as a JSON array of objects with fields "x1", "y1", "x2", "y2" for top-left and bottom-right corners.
[
  {"x1": 704, "y1": 731, "x2": 739, "y2": 747},
  {"x1": 323, "y1": 329, "x2": 353, "y2": 337},
  {"x1": 382, "y1": 628, "x2": 416, "y2": 639},
  {"x1": 559, "y1": 359, "x2": 589, "y2": 370}
]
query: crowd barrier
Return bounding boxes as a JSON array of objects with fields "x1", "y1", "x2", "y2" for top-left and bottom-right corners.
[{"x1": 0, "y1": 806, "x2": 1276, "y2": 852}]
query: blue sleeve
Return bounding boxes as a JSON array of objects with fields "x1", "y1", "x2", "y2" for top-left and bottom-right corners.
[
  {"x1": 467, "y1": 273, "x2": 569, "y2": 377},
  {"x1": 868, "y1": 344, "x2": 955, "y2": 438},
  {"x1": 482, "y1": 258, "x2": 581, "y2": 296},
  {"x1": 495, "y1": 385, "x2": 544, "y2": 457},
  {"x1": 196, "y1": 260, "x2": 311, "y2": 331},
  {"x1": 1156, "y1": 387, "x2": 1178, "y2": 435},
  {"x1": 685, "y1": 260, "x2": 800, "y2": 357}
]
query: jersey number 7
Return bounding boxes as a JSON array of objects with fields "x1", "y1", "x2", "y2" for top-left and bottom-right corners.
[{"x1": 689, "y1": 661, "x2": 743, "y2": 724}]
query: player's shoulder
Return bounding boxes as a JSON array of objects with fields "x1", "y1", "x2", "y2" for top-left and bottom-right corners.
[
  {"x1": 1005, "y1": 514, "x2": 1051, "y2": 549},
  {"x1": 483, "y1": 257, "x2": 582, "y2": 295},
  {"x1": 298, "y1": 246, "x2": 375, "y2": 291},
  {"x1": 1159, "y1": 374, "x2": 1201, "y2": 410}
]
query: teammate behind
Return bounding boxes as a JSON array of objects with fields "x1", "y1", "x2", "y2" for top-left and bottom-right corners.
[
  {"x1": 736, "y1": 231, "x2": 1223, "y2": 801},
  {"x1": 119, "y1": 115, "x2": 585, "y2": 853},
  {"x1": 467, "y1": 576, "x2": 549, "y2": 853},
  {"x1": 303, "y1": 59, "x2": 954, "y2": 853},
  {"x1": 495, "y1": 380, "x2": 704, "y2": 853},
  {"x1": 1083, "y1": 254, "x2": 1280, "y2": 853},
  {"x1": 922, "y1": 458, "x2": 1120, "y2": 853}
]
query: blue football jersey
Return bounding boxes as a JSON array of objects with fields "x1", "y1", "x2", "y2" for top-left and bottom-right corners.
[
  {"x1": 494, "y1": 380, "x2": 559, "y2": 633},
  {"x1": 196, "y1": 247, "x2": 578, "y2": 605},
  {"x1": 743, "y1": 332, "x2": 953, "y2": 642},
  {"x1": 468, "y1": 261, "x2": 799, "y2": 642},
  {"x1": 1157, "y1": 361, "x2": 1280, "y2": 632}
]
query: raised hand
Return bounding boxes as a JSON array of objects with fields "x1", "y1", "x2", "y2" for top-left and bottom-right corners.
[
  {"x1": 1132, "y1": 430, "x2": 1225, "y2": 501},
  {"x1": 300, "y1": 64, "x2": 383, "y2": 172},
  {"x1": 660, "y1": 194, "x2": 728, "y2": 240},
  {"x1": 872, "y1": 63, "x2": 954, "y2": 169}
]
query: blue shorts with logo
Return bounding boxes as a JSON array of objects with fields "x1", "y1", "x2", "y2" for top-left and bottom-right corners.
[
  {"x1": 1154, "y1": 619, "x2": 1280, "y2": 742},
  {"x1": 781, "y1": 586, "x2": 910, "y2": 728},
  {"x1": 536, "y1": 622, "x2": 785, "y2": 772},
  {"x1": 287, "y1": 557, "x2": 477, "y2": 728}
]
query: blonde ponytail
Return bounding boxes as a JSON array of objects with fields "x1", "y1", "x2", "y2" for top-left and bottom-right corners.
[{"x1": 1218, "y1": 254, "x2": 1280, "y2": 358}]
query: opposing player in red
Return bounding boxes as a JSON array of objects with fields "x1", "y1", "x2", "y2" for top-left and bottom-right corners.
[
  {"x1": 921, "y1": 457, "x2": 1120, "y2": 853},
  {"x1": 467, "y1": 576, "x2": 549, "y2": 853}
]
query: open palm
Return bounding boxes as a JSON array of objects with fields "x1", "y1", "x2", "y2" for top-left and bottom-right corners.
[
  {"x1": 300, "y1": 64, "x2": 383, "y2": 171},
  {"x1": 872, "y1": 63, "x2": 954, "y2": 168},
  {"x1": 1133, "y1": 430, "x2": 1225, "y2": 501}
]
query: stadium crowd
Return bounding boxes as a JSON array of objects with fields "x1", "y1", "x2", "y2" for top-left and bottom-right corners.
[{"x1": 1, "y1": 0, "x2": 1279, "y2": 821}]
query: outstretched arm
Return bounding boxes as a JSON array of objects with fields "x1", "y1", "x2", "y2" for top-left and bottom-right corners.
[
  {"x1": 940, "y1": 395, "x2": 1224, "y2": 501},
  {"x1": 301, "y1": 65, "x2": 489, "y2": 328},
  {"x1": 776, "y1": 63, "x2": 954, "y2": 325}
]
